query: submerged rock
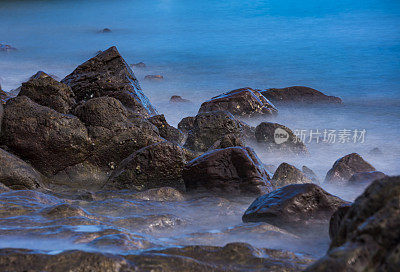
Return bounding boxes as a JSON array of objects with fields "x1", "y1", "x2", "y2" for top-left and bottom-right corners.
[
  {"x1": 325, "y1": 153, "x2": 376, "y2": 184},
  {"x1": 184, "y1": 111, "x2": 246, "y2": 152},
  {"x1": 198, "y1": 87, "x2": 278, "y2": 118},
  {"x1": 133, "y1": 187, "x2": 185, "y2": 201},
  {"x1": 170, "y1": 95, "x2": 190, "y2": 103},
  {"x1": 183, "y1": 147, "x2": 272, "y2": 196},
  {"x1": 261, "y1": 86, "x2": 342, "y2": 106},
  {"x1": 306, "y1": 176, "x2": 400, "y2": 272},
  {"x1": 18, "y1": 71, "x2": 75, "y2": 114},
  {"x1": 131, "y1": 62, "x2": 146, "y2": 68},
  {"x1": 107, "y1": 141, "x2": 190, "y2": 191},
  {"x1": 271, "y1": 163, "x2": 312, "y2": 189},
  {"x1": 99, "y1": 28, "x2": 111, "y2": 33},
  {"x1": 368, "y1": 147, "x2": 383, "y2": 156},
  {"x1": 0, "y1": 148, "x2": 43, "y2": 190},
  {"x1": 347, "y1": 171, "x2": 386, "y2": 185},
  {"x1": 144, "y1": 75, "x2": 164, "y2": 81},
  {"x1": 147, "y1": 114, "x2": 184, "y2": 145},
  {"x1": 62, "y1": 46, "x2": 157, "y2": 116},
  {"x1": 0, "y1": 44, "x2": 17, "y2": 52},
  {"x1": 1, "y1": 96, "x2": 92, "y2": 175},
  {"x1": 242, "y1": 183, "x2": 348, "y2": 231},
  {"x1": 255, "y1": 122, "x2": 307, "y2": 155},
  {"x1": 0, "y1": 243, "x2": 313, "y2": 272}
]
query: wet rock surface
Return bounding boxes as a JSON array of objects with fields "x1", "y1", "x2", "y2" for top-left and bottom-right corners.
[
  {"x1": 347, "y1": 171, "x2": 386, "y2": 185},
  {"x1": 178, "y1": 116, "x2": 195, "y2": 134},
  {"x1": 325, "y1": 153, "x2": 376, "y2": 184},
  {"x1": 183, "y1": 147, "x2": 272, "y2": 196},
  {"x1": 307, "y1": 176, "x2": 400, "y2": 272},
  {"x1": 255, "y1": 122, "x2": 307, "y2": 155},
  {"x1": 261, "y1": 86, "x2": 342, "y2": 106},
  {"x1": 148, "y1": 114, "x2": 184, "y2": 144},
  {"x1": 62, "y1": 46, "x2": 157, "y2": 116},
  {"x1": 271, "y1": 163, "x2": 312, "y2": 189},
  {"x1": 144, "y1": 74, "x2": 164, "y2": 80},
  {"x1": 0, "y1": 148, "x2": 44, "y2": 190},
  {"x1": 1, "y1": 96, "x2": 92, "y2": 175},
  {"x1": 184, "y1": 111, "x2": 247, "y2": 152},
  {"x1": 107, "y1": 141, "x2": 190, "y2": 191},
  {"x1": 242, "y1": 184, "x2": 349, "y2": 231},
  {"x1": 199, "y1": 87, "x2": 278, "y2": 118},
  {"x1": 0, "y1": 89, "x2": 8, "y2": 104},
  {"x1": 18, "y1": 71, "x2": 76, "y2": 114}
]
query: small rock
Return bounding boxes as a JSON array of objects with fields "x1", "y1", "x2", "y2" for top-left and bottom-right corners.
[
  {"x1": 147, "y1": 114, "x2": 184, "y2": 145},
  {"x1": 144, "y1": 75, "x2": 163, "y2": 81},
  {"x1": 261, "y1": 86, "x2": 342, "y2": 106},
  {"x1": 255, "y1": 122, "x2": 307, "y2": 155},
  {"x1": 131, "y1": 62, "x2": 146, "y2": 68},
  {"x1": 100, "y1": 28, "x2": 111, "y2": 33},
  {"x1": 199, "y1": 87, "x2": 278, "y2": 118},
  {"x1": 0, "y1": 44, "x2": 17, "y2": 52},
  {"x1": 183, "y1": 147, "x2": 272, "y2": 196},
  {"x1": 242, "y1": 183, "x2": 349, "y2": 231},
  {"x1": 133, "y1": 187, "x2": 185, "y2": 201},
  {"x1": 302, "y1": 166, "x2": 319, "y2": 184},
  {"x1": 368, "y1": 147, "x2": 383, "y2": 156},
  {"x1": 0, "y1": 148, "x2": 44, "y2": 190},
  {"x1": 169, "y1": 95, "x2": 190, "y2": 103},
  {"x1": 325, "y1": 153, "x2": 376, "y2": 184},
  {"x1": 271, "y1": 163, "x2": 312, "y2": 189},
  {"x1": 347, "y1": 171, "x2": 386, "y2": 185}
]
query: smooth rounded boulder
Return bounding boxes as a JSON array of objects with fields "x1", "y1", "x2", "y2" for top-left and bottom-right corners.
[
  {"x1": 261, "y1": 86, "x2": 342, "y2": 106},
  {"x1": 198, "y1": 87, "x2": 277, "y2": 118},
  {"x1": 0, "y1": 148, "x2": 44, "y2": 190},
  {"x1": 184, "y1": 111, "x2": 247, "y2": 152},
  {"x1": 242, "y1": 183, "x2": 348, "y2": 230},
  {"x1": 1, "y1": 96, "x2": 92, "y2": 175},
  {"x1": 271, "y1": 163, "x2": 312, "y2": 189},
  {"x1": 106, "y1": 141, "x2": 191, "y2": 191},
  {"x1": 183, "y1": 147, "x2": 272, "y2": 196},
  {"x1": 306, "y1": 176, "x2": 400, "y2": 272},
  {"x1": 18, "y1": 71, "x2": 75, "y2": 114},
  {"x1": 325, "y1": 153, "x2": 376, "y2": 184},
  {"x1": 255, "y1": 122, "x2": 307, "y2": 155},
  {"x1": 61, "y1": 46, "x2": 157, "y2": 117}
]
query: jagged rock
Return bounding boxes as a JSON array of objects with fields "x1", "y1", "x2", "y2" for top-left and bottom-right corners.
[
  {"x1": 18, "y1": 71, "x2": 75, "y2": 114},
  {"x1": 207, "y1": 133, "x2": 244, "y2": 150},
  {"x1": 348, "y1": 171, "x2": 386, "y2": 185},
  {"x1": 242, "y1": 183, "x2": 348, "y2": 231},
  {"x1": 325, "y1": 153, "x2": 376, "y2": 184},
  {"x1": 184, "y1": 111, "x2": 247, "y2": 152},
  {"x1": 306, "y1": 176, "x2": 400, "y2": 272},
  {"x1": 199, "y1": 87, "x2": 278, "y2": 118},
  {"x1": 147, "y1": 114, "x2": 184, "y2": 145},
  {"x1": 1, "y1": 96, "x2": 92, "y2": 175},
  {"x1": 255, "y1": 122, "x2": 307, "y2": 155},
  {"x1": 302, "y1": 166, "x2": 319, "y2": 184},
  {"x1": 0, "y1": 148, "x2": 44, "y2": 190},
  {"x1": 261, "y1": 86, "x2": 342, "y2": 106},
  {"x1": 61, "y1": 46, "x2": 157, "y2": 116},
  {"x1": 328, "y1": 204, "x2": 351, "y2": 240},
  {"x1": 73, "y1": 96, "x2": 163, "y2": 170},
  {"x1": 144, "y1": 75, "x2": 163, "y2": 80},
  {"x1": 271, "y1": 163, "x2": 312, "y2": 189},
  {"x1": 170, "y1": 95, "x2": 190, "y2": 103},
  {"x1": 107, "y1": 141, "x2": 191, "y2": 191},
  {"x1": 0, "y1": 243, "x2": 313, "y2": 272},
  {"x1": 183, "y1": 147, "x2": 272, "y2": 196},
  {"x1": 178, "y1": 116, "x2": 195, "y2": 134}
]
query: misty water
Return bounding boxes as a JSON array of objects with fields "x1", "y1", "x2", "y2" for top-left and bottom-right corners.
[{"x1": 0, "y1": 0, "x2": 399, "y2": 261}]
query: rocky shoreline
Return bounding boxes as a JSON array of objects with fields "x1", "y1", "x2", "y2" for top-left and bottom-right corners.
[{"x1": 0, "y1": 46, "x2": 398, "y2": 271}]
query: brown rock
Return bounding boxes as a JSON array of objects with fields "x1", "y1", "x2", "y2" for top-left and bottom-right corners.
[
  {"x1": 170, "y1": 95, "x2": 190, "y2": 103},
  {"x1": 147, "y1": 114, "x2": 184, "y2": 145},
  {"x1": 271, "y1": 163, "x2": 312, "y2": 189},
  {"x1": 144, "y1": 75, "x2": 163, "y2": 80},
  {"x1": 178, "y1": 116, "x2": 195, "y2": 134}
]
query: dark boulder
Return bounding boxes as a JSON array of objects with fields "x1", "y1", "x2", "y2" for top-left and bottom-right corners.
[
  {"x1": 147, "y1": 114, "x2": 184, "y2": 145},
  {"x1": 199, "y1": 87, "x2": 278, "y2": 118},
  {"x1": 18, "y1": 71, "x2": 75, "y2": 114},
  {"x1": 242, "y1": 183, "x2": 348, "y2": 230},
  {"x1": 0, "y1": 88, "x2": 8, "y2": 104},
  {"x1": 107, "y1": 141, "x2": 191, "y2": 191},
  {"x1": 170, "y1": 95, "x2": 190, "y2": 103},
  {"x1": 178, "y1": 116, "x2": 195, "y2": 134},
  {"x1": 183, "y1": 147, "x2": 272, "y2": 196},
  {"x1": 261, "y1": 86, "x2": 342, "y2": 106},
  {"x1": 255, "y1": 122, "x2": 307, "y2": 155},
  {"x1": 184, "y1": 111, "x2": 247, "y2": 152},
  {"x1": 306, "y1": 176, "x2": 400, "y2": 272},
  {"x1": 271, "y1": 163, "x2": 312, "y2": 189},
  {"x1": 328, "y1": 204, "x2": 351, "y2": 240},
  {"x1": 348, "y1": 171, "x2": 386, "y2": 185},
  {"x1": 0, "y1": 148, "x2": 44, "y2": 190},
  {"x1": 302, "y1": 166, "x2": 319, "y2": 184},
  {"x1": 133, "y1": 187, "x2": 185, "y2": 201},
  {"x1": 100, "y1": 28, "x2": 111, "y2": 33},
  {"x1": 325, "y1": 153, "x2": 376, "y2": 184},
  {"x1": 1, "y1": 96, "x2": 92, "y2": 175},
  {"x1": 61, "y1": 46, "x2": 157, "y2": 117},
  {"x1": 0, "y1": 102, "x2": 3, "y2": 132},
  {"x1": 207, "y1": 133, "x2": 244, "y2": 150}
]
